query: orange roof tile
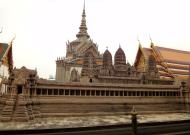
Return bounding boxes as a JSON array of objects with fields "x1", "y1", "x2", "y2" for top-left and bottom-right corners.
[
  {"x1": 142, "y1": 48, "x2": 152, "y2": 58},
  {"x1": 154, "y1": 46, "x2": 190, "y2": 65}
]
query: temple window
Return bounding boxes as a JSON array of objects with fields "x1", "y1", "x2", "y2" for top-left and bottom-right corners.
[
  {"x1": 91, "y1": 90, "x2": 95, "y2": 96},
  {"x1": 59, "y1": 89, "x2": 63, "y2": 95},
  {"x1": 110, "y1": 91, "x2": 114, "y2": 96},
  {"x1": 76, "y1": 90, "x2": 80, "y2": 96},
  {"x1": 70, "y1": 90, "x2": 75, "y2": 95},
  {"x1": 65, "y1": 90, "x2": 69, "y2": 95},
  {"x1": 132, "y1": 91, "x2": 136, "y2": 96},
  {"x1": 145, "y1": 91, "x2": 148, "y2": 96},
  {"x1": 124, "y1": 91, "x2": 127, "y2": 96},
  {"x1": 96, "y1": 90, "x2": 100, "y2": 96},
  {"x1": 36, "y1": 89, "x2": 41, "y2": 95},
  {"x1": 86, "y1": 90, "x2": 90, "y2": 96},
  {"x1": 81, "y1": 90, "x2": 85, "y2": 96},
  {"x1": 160, "y1": 92, "x2": 163, "y2": 96},
  {"x1": 120, "y1": 91, "x2": 123, "y2": 96},
  {"x1": 149, "y1": 91, "x2": 153, "y2": 96},
  {"x1": 48, "y1": 89, "x2": 52, "y2": 95},
  {"x1": 42, "y1": 89, "x2": 46, "y2": 95},
  {"x1": 101, "y1": 91, "x2": 105, "y2": 96},
  {"x1": 54, "y1": 89, "x2": 58, "y2": 95},
  {"x1": 136, "y1": 91, "x2": 139, "y2": 96},
  {"x1": 106, "y1": 91, "x2": 109, "y2": 96},
  {"x1": 115, "y1": 91, "x2": 119, "y2": 96}
]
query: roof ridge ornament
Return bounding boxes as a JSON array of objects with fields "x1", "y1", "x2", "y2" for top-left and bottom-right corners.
[
  {"x1": 76, "y1": 0, "x2": 90, "y2": 39},
  {"x1": 149, "y1": 34, "x2": 154, "y2": 47},
  {"x1": 137, "y1": 35, "x2": 141, "y2": 46}
]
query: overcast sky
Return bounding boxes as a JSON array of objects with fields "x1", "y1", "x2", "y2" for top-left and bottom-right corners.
[{"x1": 0, "y1": 0, "x2": 190, "y2": 78}]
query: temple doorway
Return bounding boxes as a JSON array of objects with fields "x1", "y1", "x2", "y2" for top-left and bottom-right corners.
[
  {"x1": 17, "y1": 85, "x2": 23, "y2": 94},
  {"x1": 89, "y1": 78, "x2": 92, "y2": 83}
]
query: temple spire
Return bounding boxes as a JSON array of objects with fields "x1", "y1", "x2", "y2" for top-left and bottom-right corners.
[{"x1": 76, "y1": 0, "x2": 90, "y2": 39}]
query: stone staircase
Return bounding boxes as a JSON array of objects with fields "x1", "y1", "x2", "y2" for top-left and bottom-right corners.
[
  {"x1": 31, "y1": 97, "x2": 41, "y2": 118},
  {"x1": 0, "y1": 94, "x2": 40, "y2": 122},
  {"x1": 0, "y1": 95, "x2": 16, "y2": 122},
  {"x1": 12, "y1": 94, "x2": 33, "y2": 122}
]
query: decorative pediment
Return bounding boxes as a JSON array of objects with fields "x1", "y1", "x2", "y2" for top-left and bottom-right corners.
[{"x1": 82, "y1": 45, "x2": 99, "y2": 58}]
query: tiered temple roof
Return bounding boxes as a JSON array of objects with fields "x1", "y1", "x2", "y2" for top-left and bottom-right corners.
[{"x1": 135, "y1": 43, "x2": 190, "y2": 80}]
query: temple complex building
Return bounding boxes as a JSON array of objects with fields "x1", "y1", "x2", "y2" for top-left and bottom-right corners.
[
  {"x1": 55, "y1": 4, "x2": 171, "y2": 85},
  {"x1": 56, "y1": 5, "x2": 102, "y2": 82},
  {"x1": 0, "y1": 3, "x2": 190, "y2": 122},
  {"x1": 0, "y1": 36, "x2": 13, "y2": 93},
  {"x1": 134, "y1": 42, "x2": 190, "y2": 82}
]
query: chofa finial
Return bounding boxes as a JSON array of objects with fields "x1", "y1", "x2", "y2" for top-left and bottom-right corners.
[
  {"x1": 149, "y1": 34, "x2": 154, "y2": 46},
  {"x1": 137, "y1": 35, "x2": 141, "y2": 45}
]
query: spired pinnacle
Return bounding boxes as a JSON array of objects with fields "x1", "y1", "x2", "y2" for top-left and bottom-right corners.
[{"x1": 76, "y1": 0, "x2": 90, "y2": 39}]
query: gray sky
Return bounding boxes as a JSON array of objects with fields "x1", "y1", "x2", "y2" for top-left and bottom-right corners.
[{"x1": 0, "y1": 0, "x2": 190, "y2": 78}]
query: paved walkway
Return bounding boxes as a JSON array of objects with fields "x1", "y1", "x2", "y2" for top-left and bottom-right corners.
[{"x1": 0, "y1": 113, "x2": 190, "y2": 130}]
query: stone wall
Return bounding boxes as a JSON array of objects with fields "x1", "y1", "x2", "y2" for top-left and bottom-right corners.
[{"x1": 36, "y1": 96, "x2": 188, "y2": 117}]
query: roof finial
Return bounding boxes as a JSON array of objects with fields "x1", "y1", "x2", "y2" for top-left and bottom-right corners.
[
  {"x1": 149, "y1": 34, "x2": 154, "y2": 46},
  {"x1": 11, "y1": 34, "x2": 16, "y2": 43},
  {"x1": 76, "y1": 0, "x2": 90, "y2": 39},
  {"x1": 119, "y1": 44, "x2": 121, "y2": 48},
  {"x1": 106, "y1": 46, "x2": 108, "y2": 50},
  {"x1": 137, "y1": 35, "x2": 141, "y2": 46},
  {"x1": 8, "y1": 33, "x2": 16, "y2": 45},
  {"x1": 83, "y1": 0, "x2": 85, "y2": 10}
]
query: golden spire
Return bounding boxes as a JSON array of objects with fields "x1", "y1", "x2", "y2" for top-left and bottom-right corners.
[{"x1": 76, "y1": 0, "x2": 90, "y2": 39}]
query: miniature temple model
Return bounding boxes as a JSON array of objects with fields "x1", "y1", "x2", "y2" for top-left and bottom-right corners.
[{"x1": 0, "y1": 2, "x2": 190, "y2": 122}]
